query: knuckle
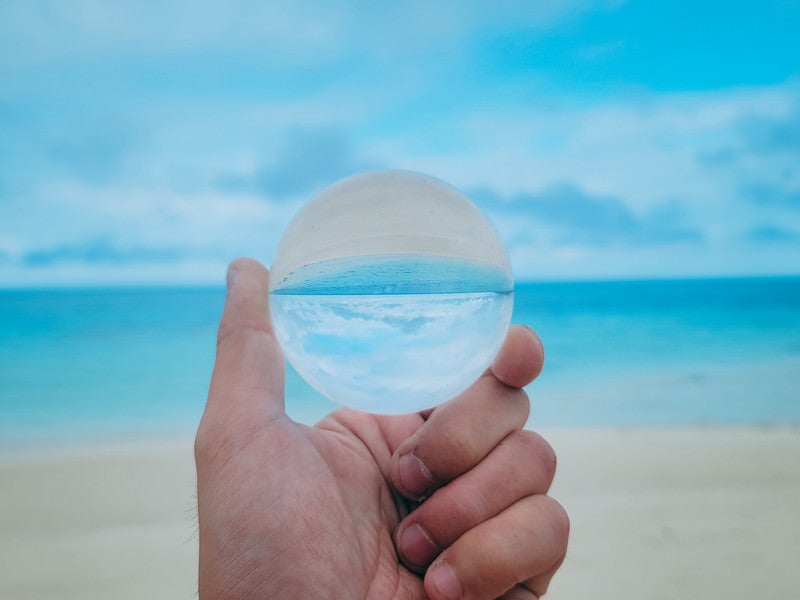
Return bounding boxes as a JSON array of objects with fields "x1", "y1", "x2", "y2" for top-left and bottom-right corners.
[
  {"x1": 215, "y1": 298, "x2": 239, "y2": 348},
  {"x1": 449, "y1": 493, "x2": 490, "y2": 533},
  {"x1": 509, "y1": 430, "x2": 558, "y2": 485},
  {"x1": 194, "y1": 410, "x2": 255, "y2": 471},
  {"x1": 478, "y1": 372, "x2": 530, "y2": 416},
  {"x1": 194, "y1": 417, "x2": 226, "y2": 468},
  {"x1": 194, "y1": 422, "x2": 209, "y2": 462},
  {"x1": 426, "y1": 422, "x2": 480, "y2": 476},
  {"x1": 509, "y1": 388, "x2": 532, "y2": 421},
  {"x1": 500, "y1": 585, "x2": 539, "y2": 600},
  {"x1": 215, "y1": 315, "x2": 245, "y2": 351},
  {"x1": 523, "y1": 575, "x2": 551, "y2": 599},
  {"x1": 194, "y1": 413, "x2": 218, "y2": 464},
  {"x1": 414, "y1": 492, "x2": 488, "y2": 548},
  {"x1": 533, "y1": 435, "x2": 558, "y2": 482},
  {"x1": 216, "y1": 297, "x2": 272, "y2": 351},
  {"x1": 543, "y1": 497, "x2": 570, "y2": 551},
  {"x1": 499, "y1": 381, "x2": 530, "y2": 412}
]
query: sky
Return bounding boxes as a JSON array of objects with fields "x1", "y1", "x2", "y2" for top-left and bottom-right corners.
[{"x1": 1, "y1": 0, "x2": 799, "y2": 286}]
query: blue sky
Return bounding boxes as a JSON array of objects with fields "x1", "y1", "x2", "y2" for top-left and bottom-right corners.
[{"x1": 1, "y1": 0, "x2": 799, "y2": 285}]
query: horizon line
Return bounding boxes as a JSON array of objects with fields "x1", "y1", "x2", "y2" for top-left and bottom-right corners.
[{"x1": 1, "y1": 272, "x2": 799, "y2": 292}]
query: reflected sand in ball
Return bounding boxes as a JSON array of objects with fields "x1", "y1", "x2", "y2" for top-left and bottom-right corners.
[{"x1": 269, "y1": 171, "x2": 513, "y2": 414}]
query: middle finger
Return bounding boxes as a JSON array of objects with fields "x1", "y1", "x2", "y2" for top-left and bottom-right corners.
[{"x1": 395, "y1": 428, "x2": 556, "y2": 572}]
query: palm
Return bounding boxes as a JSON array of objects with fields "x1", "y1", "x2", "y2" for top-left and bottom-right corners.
[
  {"x1": 203, "y1": 407, "x2": 429, "y2": 599},
  {"x1": 297, "y1": 410, "x2": 429, "y2": 598}
]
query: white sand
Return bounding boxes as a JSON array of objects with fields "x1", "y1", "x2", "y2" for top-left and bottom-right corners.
[
  {"x1": 545, "y1": 426, "x2": 800, "y2": 599},
  {"x1": 0, "y1": 438, "x2": 198, "y2": 599},
  {"x1": 1, "y1": 426, "x2": 799, "y2": 599}
]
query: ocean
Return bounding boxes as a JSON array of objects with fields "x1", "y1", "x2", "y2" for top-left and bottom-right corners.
[{"x1": 1, "y1": 278, "x2": 798, "y2": 441}]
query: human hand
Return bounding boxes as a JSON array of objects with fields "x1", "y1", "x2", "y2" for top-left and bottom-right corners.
[{"x1": 195, "y1": 258, "x2": 568, "y2": 599}]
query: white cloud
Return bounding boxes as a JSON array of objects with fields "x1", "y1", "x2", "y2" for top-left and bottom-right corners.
[
  {"x1": 369, "y1": 81, "x2": 800, "y2": 278},
  {"x1": 0, "y1": 181, "x2": 302, "y2": 284},
  {"x1": 398, "y1": 81, "x2": 797, "y2": 202},
  {"x1": 1, "y1": 1, "x2": 798, "y2": 285},
  {"x1": 3, "y1": 80, "x2": 799, "y2": 284},
  {"x1": 0, "y1": 1, "x2": 349, "y2": 68},
  {"x1": 0, "y1": 1, "x2": 620, "y2": 68}
]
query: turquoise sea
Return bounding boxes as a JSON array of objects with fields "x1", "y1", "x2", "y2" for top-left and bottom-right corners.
[{"x1": 1, "y1": 278, "x2": 799, "y2": 441}]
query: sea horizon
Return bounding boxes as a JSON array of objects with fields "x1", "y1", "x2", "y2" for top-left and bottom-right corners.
[
  {"x1": 2, "y1": 275, "x2": 799, "y2": 443},
  {"x1": 2, "y1": 272, "x2": 799, "y2": 292}
]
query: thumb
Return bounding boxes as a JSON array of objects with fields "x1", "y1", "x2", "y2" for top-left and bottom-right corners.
[{"x1": 203, "y1": 258, "x2": 286, "y2": 434}]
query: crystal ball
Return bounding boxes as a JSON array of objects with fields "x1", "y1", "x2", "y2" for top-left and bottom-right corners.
[{"x1": 269, "y1": 170, "x2": 513, "y2": 414}]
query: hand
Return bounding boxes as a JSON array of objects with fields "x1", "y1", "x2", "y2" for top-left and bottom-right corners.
[{"x1": 195, "y1": 258, "x2": 568, "y2": 599}]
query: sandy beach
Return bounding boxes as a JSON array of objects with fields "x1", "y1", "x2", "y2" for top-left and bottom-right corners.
[{"x1": 1, "y1": 426, "x2": 799, "y2": 599}]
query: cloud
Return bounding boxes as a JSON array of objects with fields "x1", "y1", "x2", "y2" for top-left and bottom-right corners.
[
  {"x1": 0, "y1": 1, "x2": 617, "y2": 69},
  {"x1": 473, "y1": 184, "x2": 703, "y2": 247},
  {"x1": 0, "y1": 1, "x2": 347, "y2": 68},
  {"x1": 741, "y1": 183, "x2": 800, "y2": 208},
  {"x1": 1, "y1": 2, "x2": 799, "y2": 284},
  {"x1": 22, "y1": 238, "x2": 185, "y2": 267},
  {"x1": 5, "y1": 79, "x2": 798, "y2": 284},
  {"x1": 0, "y1": 181, "x2": 294, "y2": 272},
  {"x1": 218, "y1": 127, "x2": 380, "y2": 199},
  {"x1": 46, "y1": 127, "x2": 137, "y2": 184},
  {"x1": 709, "y1": 106, "x2": 800, "y2": 213},
  {"x1": 739, "y1": 106, "x2": 800, "y2": 157},
  {"x1": 746, "y1": 225, "x2": 800, "y2": 244},
  {"x1": 696, "y1": 95, "x2": 800, "y2": 201}
]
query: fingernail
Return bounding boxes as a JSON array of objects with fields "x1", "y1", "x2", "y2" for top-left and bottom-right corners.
[
  {"x1": 226, "y1": 264, "x2": 238, "y2": 290},
  {"x1": 397, "y1": 522, "x2": 438, "y2": 570},
  {"x1": 398, "y1": 452, "x2": 433, "y2": 498},
  {"x1": 428, "y1": 560, "x2": 462, "y2": 599}
]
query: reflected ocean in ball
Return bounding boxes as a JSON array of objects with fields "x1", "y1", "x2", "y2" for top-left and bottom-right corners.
[
  {"x1": 270, "y1": 255, "x2": 513, "y2": 413},
  {"x1": 269, "y1": 170, "x2": 514, "y2": 413}
]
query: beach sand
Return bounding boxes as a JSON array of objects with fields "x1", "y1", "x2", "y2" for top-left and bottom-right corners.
[
  {"x1": 0, "y1": 438, "x2": 198, "y2": 599},
  {"x1": 544, "y1": 426, "x2": 800, "y2": 599},
  {"x1": 1, "y1": 426, "x2": 799, "y2": 599}
]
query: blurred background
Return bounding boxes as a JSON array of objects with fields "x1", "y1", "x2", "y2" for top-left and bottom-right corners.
[
  {"x1": 2, "y1": 0, "x2": 799, "y2": 285},
  {"x1": 1, "y1": 1, "x2": 799, "y2": 435}
]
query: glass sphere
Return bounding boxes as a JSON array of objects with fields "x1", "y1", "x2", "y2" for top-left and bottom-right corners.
[{"x1": 269, "y1": 170, "x2": 513, "y2": 414}]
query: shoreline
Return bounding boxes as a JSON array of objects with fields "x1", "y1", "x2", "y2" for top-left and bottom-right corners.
[
  {"x1": 1, "y1": 425, "x2": 799, "y2": 599},
  {"x1": 0, "y1": 429, "x2": 198, "y2": 460}
]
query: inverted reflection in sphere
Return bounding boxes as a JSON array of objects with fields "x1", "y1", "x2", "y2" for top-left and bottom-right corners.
[{"x1": 269, "y1": 171, "x2": 513, "y2": 414}]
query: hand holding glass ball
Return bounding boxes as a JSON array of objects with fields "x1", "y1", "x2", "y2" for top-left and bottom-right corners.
[{"x1": 269, "y1": 171, "x2": 514, "y2": 414}]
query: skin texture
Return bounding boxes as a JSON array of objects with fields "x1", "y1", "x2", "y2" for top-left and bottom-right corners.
[{"x1": 195, "y1": 258, "x2": 569, "y2": 599}]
